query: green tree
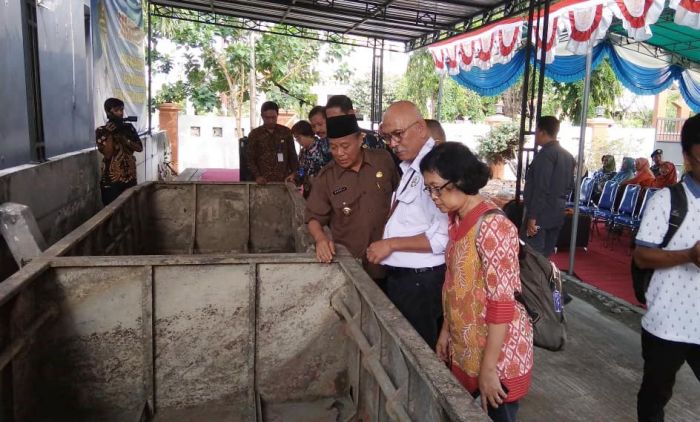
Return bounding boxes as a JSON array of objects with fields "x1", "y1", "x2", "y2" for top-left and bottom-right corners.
[
  {"x1": 348, "y1": 74, "x2": 401, "y2": 118},
  {"x1": 547, "y1": 59, "x2": 622, "y2": 124},
  {"x1": 397, "y1": 49, "x2": 441, "y2": 117},
  {"x1": 150, "y1": 14, "x2": 351, "y2": 137},
  {"x1": 396, "y1": 49, "x2": 496, "y2": 122},
  {"x1": 477, "y1": 122, "x2": 520, "y2": 164}
]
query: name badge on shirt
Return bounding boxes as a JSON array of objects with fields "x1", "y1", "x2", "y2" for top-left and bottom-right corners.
[
  {"x1": 333, "y1": 186, "x2": 347, "y2": 195},
  {"x1": 277, "y1": 152, "x2": 284, "y2": 162}
]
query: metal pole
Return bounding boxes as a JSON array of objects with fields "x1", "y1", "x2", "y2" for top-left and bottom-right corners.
[
  {"x1": 536, "y1": 0, "x2": 551, "y2": 122},
  {"x1": 249, "y1": 31, "x2": 257, "y2": 133},
  {"x1": 568, "y1": 41, "x2": 593, "y2": 275},
  {"x1": 515, "y1": 0, "x2": 538, "y2": 203},
  {"x1": 436, "y1": 73, "x2": 444, "y2": 120},
  {"x1": 147, "y1": 1, "x2": 152, "y2": 134}
]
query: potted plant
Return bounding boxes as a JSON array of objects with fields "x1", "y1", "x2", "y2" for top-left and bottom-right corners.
[{"x1": 477, "y1": 122, "x2": 520, "y2": 179}]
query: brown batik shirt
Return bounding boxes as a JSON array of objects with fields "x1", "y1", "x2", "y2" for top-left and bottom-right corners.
[
  {"x1": 246, "y1": 124, "x2": 299, "y2": 182},
  {"x1": 96, "y1": 123, "x2": 143, "y2": 185},
  {"x1": 305, "y1": 149, "x2": 399, "y2": 279}
]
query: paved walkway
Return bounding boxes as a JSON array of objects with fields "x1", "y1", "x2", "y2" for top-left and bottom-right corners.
[{"x1": 521, "y1": 297, "x2": 699, "y2": 421}]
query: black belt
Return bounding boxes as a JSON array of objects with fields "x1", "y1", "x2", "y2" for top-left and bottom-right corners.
[{"x1": 386, "y1": 264, "x2": 446, "y2": 274}]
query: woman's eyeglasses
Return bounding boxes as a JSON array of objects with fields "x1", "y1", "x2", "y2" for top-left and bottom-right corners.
[{"x1": 423, "y1": 181, "x2": 452, "y2": 197}]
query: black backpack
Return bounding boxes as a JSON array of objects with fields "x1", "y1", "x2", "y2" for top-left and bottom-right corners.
[
  {"x1": 477, "y1": 209, "x2": 567, "y2": 351},
  {"x1": 631, "y1": 183, "x2": 688, "y2": 304}
]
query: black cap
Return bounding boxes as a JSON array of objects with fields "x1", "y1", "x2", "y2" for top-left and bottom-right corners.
[
  {"x1": 651, "y1": 149, "x2": 663, "y2": 157},
  {"x1": 327, "y1": 114, "x2": 360, "y2": 139}
]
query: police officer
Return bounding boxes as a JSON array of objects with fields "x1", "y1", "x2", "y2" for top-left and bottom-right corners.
[{"x1": 305, "y1": 114, "x2": 399, "y2": 281}]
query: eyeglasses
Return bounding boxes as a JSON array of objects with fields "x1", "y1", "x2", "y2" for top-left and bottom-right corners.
[
  {"x1": 423, "y1": 181, "x2": 452, "y2": 197},
  {"x1": 380, "y1": 121, "x2": 420, "y2": 143}
]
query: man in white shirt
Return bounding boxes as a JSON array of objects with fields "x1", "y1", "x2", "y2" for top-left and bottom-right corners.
[
  {"x1": 367, "y1": 101, "x2": 449, "y2": 349},
  {"x1": 633, "y1": 114, "x2": 700, "y2": 422}
]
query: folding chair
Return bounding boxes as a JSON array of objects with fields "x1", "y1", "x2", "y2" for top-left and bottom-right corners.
[
  {"x1": 590, "y1": 181, "x2": 618, "y2": 236},
  {"x1": 608, "y1": 184, "x2": 641, "y2": 249},
  {"x1": 613, "y1": 187, "x2": 658, "y2": 234},
  {"x1": 576, "y1": 177, "x2": 595, "y2": 215}
]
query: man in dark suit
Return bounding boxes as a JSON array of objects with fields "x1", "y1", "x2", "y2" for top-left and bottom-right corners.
[{"x1": 521, "y1": 116, "x2": 576, "y2": 257}]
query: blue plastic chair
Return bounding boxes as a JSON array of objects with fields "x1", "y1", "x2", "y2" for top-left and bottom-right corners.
[
  {"x1": 616, "y1": 185, "x2": 642, "y2": 221},
  {"x1": 575, "y1": 177, "x2": 595, "y2": 214},
  {"x1": 614, "y1": 187, "x2": 657, "y2": 231},
  {"x1": 591, "y1": 181, "x2": 619, "y2": 221},
  {"x1": 606, "y1": 184, "x2": 641, "y2": 249}
]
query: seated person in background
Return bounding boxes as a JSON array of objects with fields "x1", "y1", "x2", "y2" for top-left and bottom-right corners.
[
  {"x1": 287, "y1": 120, "x2": 331, "y2": 198},
  {"x1": 621, "y1": 158, "x2": 656, "y2": 188},
  {"x1": 610, "y1": 156, "x2": 636, "y2": 185},
  {"x1": 591, "y1": 154, "x2": 617, "y2": 202},
  {"x1": 425, "y1": 119, "x2": 446, "y2": 145},
  {"x1": 650, "y1": 148, "x2": 663, "y2": 177},
  {"x1": 651, "y1": 161, "x2": 677, "y2": 189}
]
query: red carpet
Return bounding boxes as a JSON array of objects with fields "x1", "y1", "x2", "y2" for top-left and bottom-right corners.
[
  {"x1": 200, "y1": 168, "x2": 240, "y2": 182},
  {"x1": 551, "y1": 225, "x2": 643, "y2": 306}
]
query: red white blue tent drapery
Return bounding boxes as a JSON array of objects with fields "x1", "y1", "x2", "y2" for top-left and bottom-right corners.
[{"x1": 428, "y1": 0, "x2": 700, "y2": 110}]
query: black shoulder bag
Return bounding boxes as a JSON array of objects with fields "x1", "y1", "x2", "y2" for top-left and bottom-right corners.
[{"x1": 631, "y1": 183, "x2": 688, "y2": 304}]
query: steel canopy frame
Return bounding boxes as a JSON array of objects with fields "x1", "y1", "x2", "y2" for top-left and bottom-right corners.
[{"x1": 149, "y1": 0, "x2": 511, "y2": 52}]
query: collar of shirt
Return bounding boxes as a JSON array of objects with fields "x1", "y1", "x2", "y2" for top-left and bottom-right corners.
[
  {"x1": 333, "y1": 150, "x2": 376, "y2": 177},
  {"x1": 540, "y1": 140, "x2": 559, "y2": 150},
  {"x1": 684, "y1": 174, "x2": 700, "y2": 198},
  {"x1": 400, "y1": 137, "x2": 435, "y2": 174}
]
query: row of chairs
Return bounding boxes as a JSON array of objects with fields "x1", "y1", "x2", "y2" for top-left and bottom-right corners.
[{"x1": 568, "y1": 177, "x2": 658, "y2": 236}]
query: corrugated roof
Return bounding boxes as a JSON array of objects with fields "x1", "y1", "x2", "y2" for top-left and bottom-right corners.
[
  {"x1": 150, "y1": 0, "x2": 700, "y2": 66},
  {"x1": 149, "y1": 0, "x2": 525, "y2": 51},
  {"x1": 609, "y1": 10, "x2": 700, "y2": 67}
]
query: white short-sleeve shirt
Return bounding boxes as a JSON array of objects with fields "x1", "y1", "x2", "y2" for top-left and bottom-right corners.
[
  {"x1": 635, "y1": 176, "x2": 700, "y2": 345},
  {"x1": 382, "y1": 138, "x2": 449, "y2": 268}
]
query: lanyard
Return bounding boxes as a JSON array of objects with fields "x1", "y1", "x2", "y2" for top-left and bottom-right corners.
[{"x1": 388, "y1": 169, "x2": 416, "y2": 219}]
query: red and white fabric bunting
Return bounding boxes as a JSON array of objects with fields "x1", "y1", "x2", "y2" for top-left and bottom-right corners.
[
  {"x1": 428, "y1": 18, "x2": 524, "y2": 73},
  {"x1": 563, "y1": 2, "x2": 614, "y2": 54},
  {"x1": 670, "y1": 0, "x2": 700, "y2": 29},
  {"x1": 610, "y1": 0, "x2": 665, "y2": 41},
  {"x1": 533, "y1": 16, "x2": 560, "y2": 64},
  {"x1": 428, "y1": 0, "x2": 678, "y2": 74}
]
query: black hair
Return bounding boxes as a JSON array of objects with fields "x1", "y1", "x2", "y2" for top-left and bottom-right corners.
[
  {"x1": 260, "y1": 101, "x2": 279, "y2": 114},
  {"x1": 537, "y1": 116, "x2": 560, "y2": 138},
  {"x1": 425, "y1": 119, "x2": 446, "y2": 142},
  {"x1": 291, "y1": 120, "x2": 315, "y2": 137},
  {"x1": 419, "y1": 142, "x2": 491, "y2": 195},
  {"x1": 325, "y1": 95, "x2": 353, "y2": 113},
  {"x1": 104, "y1": 97, "x2": 124, "y2": 114},
  {"x1": 308, "y1": 105, "x2": 326, "y2": 120},
  {"x1": 681, "y1": 114, "x2": 700, "y2": 154}
]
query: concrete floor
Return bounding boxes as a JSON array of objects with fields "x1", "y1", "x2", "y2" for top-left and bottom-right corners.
[{"x1": 521, "y1": 297, "x2": 700, "y2": 422}]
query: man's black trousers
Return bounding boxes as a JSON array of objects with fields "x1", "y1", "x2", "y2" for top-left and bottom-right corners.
[
  {"x1": 101, "y1": 180, "x2": 136, "y2": 206},
  {"x1": 385, "y1": 266, "x2": 445, "y2": 350},
  {"x1": 638, "y1": 329, "x2": 700, "y2": 422}
]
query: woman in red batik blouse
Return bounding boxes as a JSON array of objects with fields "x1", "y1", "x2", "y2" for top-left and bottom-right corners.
[{"x1": 420, "y1": 142, "x2": 533, "y2": 422}]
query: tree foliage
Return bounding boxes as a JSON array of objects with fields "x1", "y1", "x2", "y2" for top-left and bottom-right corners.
[
  {"x1": 477, "y1": 122, "x2": 520, "y2": 164},
  {"x1": 150, "y1": 15, "x2": 352, "y2": 137},
  {"x1": 546, "y1": 59, "x2": 622, "y2": 124},
  {"x1": 395, "y1": 49, "x2": 495, "y2": 122},
  {"x1": 348, "y1": 74, "x2": 401, "y2": 119}
]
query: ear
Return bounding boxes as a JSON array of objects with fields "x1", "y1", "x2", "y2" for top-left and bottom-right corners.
[{"x1": 416, "y1": 120, "x2": 428, "y2": 137}]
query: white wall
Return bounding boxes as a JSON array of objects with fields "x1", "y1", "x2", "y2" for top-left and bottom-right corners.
[{"x1": 177, "y1": 115, "x2": 247, "y2": 170}]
